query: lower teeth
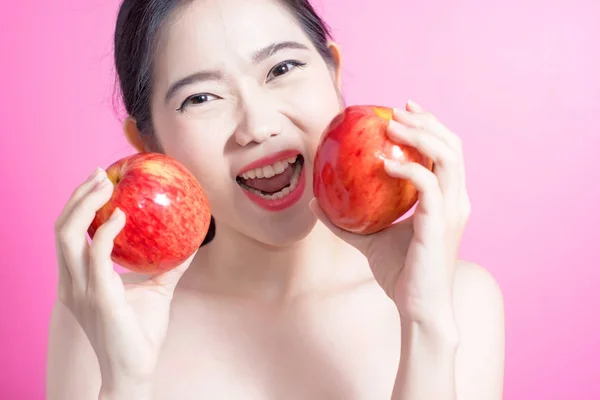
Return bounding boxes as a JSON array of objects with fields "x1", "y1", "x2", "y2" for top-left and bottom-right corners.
[{"x1": 246, "y1": 162, "x2": 302, "y2": 200}]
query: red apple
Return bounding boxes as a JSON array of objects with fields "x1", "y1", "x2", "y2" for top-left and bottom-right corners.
[
  {"x1": 313, "y1": 105, "x2": 434, "y2": 235},
  {"x1": 87, "y1": 152, "x2": 211, "y2": 274}
]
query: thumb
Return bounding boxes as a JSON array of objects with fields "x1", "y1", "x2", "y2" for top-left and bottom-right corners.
[
  {"x1": 309, "y1": 198, "x2": 370, "y2": 254},
  {"x1": 150, "y1": 250, "x2": 198, "y2": 292}
]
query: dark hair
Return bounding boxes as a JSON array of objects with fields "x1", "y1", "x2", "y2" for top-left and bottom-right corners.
[{"x1": 113, "y1": 0, "x2": 335, "y2": 246}]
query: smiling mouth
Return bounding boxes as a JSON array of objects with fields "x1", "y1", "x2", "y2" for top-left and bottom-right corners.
[{"x1": 236, "y1": 155, "x2": 304, "y2": 199}]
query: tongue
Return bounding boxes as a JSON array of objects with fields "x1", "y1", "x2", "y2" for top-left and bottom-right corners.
[{"x1": 243, "y1": 165, "x2": 294, "y2": 194}]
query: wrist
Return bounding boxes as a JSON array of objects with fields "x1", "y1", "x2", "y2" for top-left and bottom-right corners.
[{"x1": 399, "y1": 309, "x2": 460, "y2": 350}]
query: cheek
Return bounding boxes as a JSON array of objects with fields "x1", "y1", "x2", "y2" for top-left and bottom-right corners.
[
  {"x1": 289, "y1": 71, "x2": 343, "y2": 151},
  {"x1": 155, "y1": 118, "x2": 232, "y2": 197}
]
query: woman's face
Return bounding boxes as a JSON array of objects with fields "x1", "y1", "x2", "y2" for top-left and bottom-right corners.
[{"x1": 147, "y1": 0, "x2": 344, "y2": 246}]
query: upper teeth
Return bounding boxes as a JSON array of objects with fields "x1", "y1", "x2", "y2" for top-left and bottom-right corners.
[{"x1": 240, "y1": 156, "x2": 297, "y2": 180}]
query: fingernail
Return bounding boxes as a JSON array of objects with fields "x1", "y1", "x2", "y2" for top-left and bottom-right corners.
[
  {"x1": 93, "y1": 174, "x2": 110, "y2": 190},
  {"x1": 407, "y1": 99, "x2": 422, "y2": 111},
  {"x1": 110, "y1": 207, "x2": 123, "y2": 220},
  {"x1": 393, "y1": 107, "x2": 406, "y2": 115},
  {"x1": 383, "y1": 159, "x2": 396, "y2": 171},
  {"x1": 88, "y1": 167, "x2": 102, "y2": 180}
]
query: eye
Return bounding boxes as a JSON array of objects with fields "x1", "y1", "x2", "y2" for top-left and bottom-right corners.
[
  {"x1": 177, "y1": 93, "x2": 219, "y2": 112},
  {"x1": 267, "y1": 60, "x2": 306, "y2": 81}
]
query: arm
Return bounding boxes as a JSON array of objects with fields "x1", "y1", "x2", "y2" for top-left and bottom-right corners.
[
  {"x1": 46, "y1": 295, "x2": 155, "y2": 400},
  {"x1": 48, "y1": 167, "x2": 195, "y2": 400},
  {"x1": 391, "y1": 311, "x2": 460, "y2": 399},
  {"x1": 46, "y1": 299, "x2": 104, "y2": 399},
  {"x1": 390, "y1": 262, "x2": 505, "y2": 400}
]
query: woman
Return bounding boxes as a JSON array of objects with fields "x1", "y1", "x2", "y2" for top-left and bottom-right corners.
[{"x1": 46, "y1": 0, "x2": 505, "y2": 398}]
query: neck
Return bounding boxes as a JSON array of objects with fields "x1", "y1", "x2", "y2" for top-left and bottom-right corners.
[{"x1": 187, "y1": 219, "x2": 364, "y2": 301}]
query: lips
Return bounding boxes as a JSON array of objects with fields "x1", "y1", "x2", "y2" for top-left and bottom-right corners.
[
  {"x1": 235, "y1": 150, "x2": 307, "y2": 211},
  {"x1": 236, "y1": 150, "x2": 301, "y2": 176}
]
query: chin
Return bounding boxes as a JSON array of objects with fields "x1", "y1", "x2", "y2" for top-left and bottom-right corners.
[
  {"x1": 256, "y1": 217, "x2": 318, "y2": 247},
  {"x1": 238, "y1": 192, "x2": 319, "y2": 248}
]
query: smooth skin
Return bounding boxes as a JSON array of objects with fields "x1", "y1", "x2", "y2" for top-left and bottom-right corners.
[{"x1": 47, "y1": 0, "x2": 505, "y2": 399}]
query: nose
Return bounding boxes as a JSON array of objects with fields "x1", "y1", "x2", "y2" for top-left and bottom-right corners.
[{"x1": 234, "y1": 96, "x2": 282, "y2": 147}]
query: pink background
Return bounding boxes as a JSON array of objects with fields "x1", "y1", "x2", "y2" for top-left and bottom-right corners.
[{"x1": 1, "y1": 0, "x2": 598, "y2": 398}]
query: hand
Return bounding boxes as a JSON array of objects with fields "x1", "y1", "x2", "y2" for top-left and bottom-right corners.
[
  {"x1": 311, "y1": 100, "x2": 470, "y2": 322},
  {"x1": 54, "y1": 168, "x2": 196, "y2": 392}
]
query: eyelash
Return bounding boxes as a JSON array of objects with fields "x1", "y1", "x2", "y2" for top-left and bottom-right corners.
[
  {"x1": 266, "y1": 59, "x2": 306, "y2": 81},
  {"x1": 176, "y1": 59, "x2": 307, "y2": 112}
]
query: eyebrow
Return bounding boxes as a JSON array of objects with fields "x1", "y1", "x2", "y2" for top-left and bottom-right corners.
[
  {"x1": 252, "y1": 40, "x2": 309, "y2": 64},
  {"x1": 164, "y1": 40, "x2": 309, "y2": 104},
  {"x1": 164, "y1": 70, "x2": 223, "y2": 104}
]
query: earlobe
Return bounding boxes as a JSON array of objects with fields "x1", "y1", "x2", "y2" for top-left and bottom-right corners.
[
  {"x1": 123, "y1": 116, "x2": 146, "y2": 153},
  {"x1": 327, "y1": 41, "x2": 343, "y2": 87}
]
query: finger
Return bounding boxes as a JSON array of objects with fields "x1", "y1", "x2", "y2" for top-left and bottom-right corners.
[
  {"x1": 393, "y1": 107, "x2": 462, "y2": 151},
  {"x1": 388, "y1": 117, "x2": 466, "y2": 196},
  {"x1": 59, "y1": 174, "x2": 115, "y2": 290},
  {"x1": 405, "y1": 100, "x2": 469, "y2": 226},
  {"x1": 55, "y1": 224, "x2": 75, "y2": 293},
  {"x1": 54, "y1": 168, "x2": 107, "y2": 289},
  {"x1": 406, "y1": 99, "x2": 424, "y2": 113},
  {"x1": 55, "y1": 167, "x2": 106, "y2": 228},
  {"x1": 383, "y1": 160, "x2": 444, "y2": 218},
  {"x1": 88, "y1": 207, "x2": 126, "y2": 292},
  {"x1": 149, "y1": 250, "x2": 199, "y2": 293},
  {"x1": 54, "y1": 235, "x2": 73, "y2": 302},
  {"x1": 387, "y1": 121, "x2": 459, "y2": 168}
]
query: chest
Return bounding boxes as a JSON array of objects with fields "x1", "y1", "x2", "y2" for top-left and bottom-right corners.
[{"x1": 151, "y1": 289, "x2": 401, "y2": 400}]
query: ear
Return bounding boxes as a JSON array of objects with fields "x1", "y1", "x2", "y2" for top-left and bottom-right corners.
[
  {"x1": 123, "y1": 116, "x2": 146, "y2": 153},
  {"x1": 327, "y1": 41, "x2": 343, "y2": 88}
]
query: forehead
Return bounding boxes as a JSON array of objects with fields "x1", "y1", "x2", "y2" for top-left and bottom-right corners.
[{"x1": 155, "y1": 0, "x2": 310, "y2": 71}]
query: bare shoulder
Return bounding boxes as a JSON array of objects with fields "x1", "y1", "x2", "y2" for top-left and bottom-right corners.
[
  {"x1": 452, "y1": 260, "x2": 505, "y2": 399},
  {"x1": 453, "y1": 260, "x2": 504, "y2": 316},
  {"x1": 452, "y1": 259, "x2": 505, "y2": 341}
]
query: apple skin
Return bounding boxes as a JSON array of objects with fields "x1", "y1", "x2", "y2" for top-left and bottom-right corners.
[
  {"x1": 87, "y1": 152, "x2": 211, "y2": 274},
  {"x1": 312, "y1": 105, "x2": 434, "y2": 235}
]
